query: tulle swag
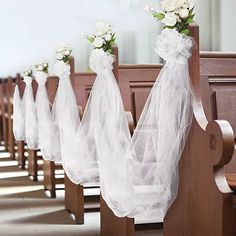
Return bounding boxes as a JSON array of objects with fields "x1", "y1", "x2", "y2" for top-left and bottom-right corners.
[
  {"x1": 13, "y1": 84, "x2": 25, "y2": 141},
  {"x1": 34, "y1": 71, "x2": 60, "y2": 161},
  {"x1": 61, "y1": 49, "x2": 125, "y2": 185},
  {"x1": 99, "y1": 28, "x2": 193, "y2": 220},
  {"x1": 55, "y1": 26, "x2": 193, "y2": 221},
  {"x1": 23, "y1": 75, "x2": 39, "y2": 150},
  {"x1": 51, "y1": 60, "x2": 80, "y2": 163},
  {"x1": 62, "y1": 23, "x2": 120, "y2": 184}
]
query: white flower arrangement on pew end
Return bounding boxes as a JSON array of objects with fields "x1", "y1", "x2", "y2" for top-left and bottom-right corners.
[
  {"x1": 56, "y1": 44, "x2": 73, "y2": 64},
  {"x1": 81, "y1": 21, "x2": 116, "y2": 54},
  {"x1": 23, "y1": 67, "x2": 33, "y2": 78},
  {"x1": 35, "y1": 61, "x2": 49, "y2": 85},
  {"x1": 35, "y1": 61, "x2": 49, "y2": 74},
  {"x1": 54, "y1": 44, "x2": 73, "y2": 79},
  {"x1": 144, "y1": 0, "x2": 194, "y2": 35}
]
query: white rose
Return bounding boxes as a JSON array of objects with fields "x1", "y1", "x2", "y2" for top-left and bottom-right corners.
[
  {"x1": 44, "y1": 63, "x2": 48, "y2": 67},
  {"x1": 94, "y1": 21, "x2": 110, "y2": 36},
  {"x1": 105, "y1": 33, "x2": 112, "y2": 41},
  {"x1": 161, "y1": 12, "x2": 177, "y2": 26},
  {"x1": 56, "y1": 52, "x2": 63, "y2": 60},
  {"x1": 64, "y1": 50, "x2": 71, "y2": 56},
  {"x1": 179, "y1": 8, "x2": 189, "y2": 18},
  {"x1": 38, "y1": 65, "x2": 43, "y2": 71},
  {"x1": 161, "y1": 0, "x2": 186, "y2": 12},
  {"x1": 93, "y1": 37, "x2": 104, "y2": 48}
]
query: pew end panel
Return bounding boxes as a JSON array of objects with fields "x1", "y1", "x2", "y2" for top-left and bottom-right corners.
[
  {"x1": 164, "y1": 23, "x2": 236, "y2": 236},
  {"x1": 64, "y1": 175, "x2": 84, "y2": 224}
]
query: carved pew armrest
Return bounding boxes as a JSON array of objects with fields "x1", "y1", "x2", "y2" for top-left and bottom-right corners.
[{"x1": 206, "y1": 120, "x2": 234, "y2": 167}]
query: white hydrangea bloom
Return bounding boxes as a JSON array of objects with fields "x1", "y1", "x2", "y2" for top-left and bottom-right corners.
[
  {"x1": 161, "y1": 12, "x2": 177, "y2": 26},
  {"x1": 56, "y1": 52, "x2": 63, "y2": 60},
  {"x1": 93, "y1": 37, "x2": 104, "y2": 48},
  {"x1": 179, "y1": 8, "x2": 189, "y2": 18}
]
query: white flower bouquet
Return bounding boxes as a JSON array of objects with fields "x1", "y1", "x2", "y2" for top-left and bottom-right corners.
[
  {"x1": 23, "y1": 67, "x2": 33, "y2": 78},
  {"x1": 82, "y1": 21, "x2": 116, "y2": 54},
  {"x1": 145, "y1": 0, "x2": 194, "y2": 35},
  {"x1": 56, "y1": 44, "x2": 72, "y2": 64},
  {"x1": 35, "y1": 61, "x2": 49, "y2": 73}
]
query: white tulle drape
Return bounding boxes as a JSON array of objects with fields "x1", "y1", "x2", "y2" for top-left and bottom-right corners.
[
  {"x1": 51, "y1": 61, "x2": 80, "y2": 164},
  {"x1": 23, "y1": 76, "x2": 38, "y2": 150},
  {"x1": 98, "y1": 29, "x2": 193, "y2": 220},
  {"x1": 34, "y1": 72, "x2": 60, "y2": 161},
  {"x1": 13, "y1": 84, "x2": 25, "y2": 141},
  {"x1": 62, "y1": 50, "x2": 123, "y2": 185}
]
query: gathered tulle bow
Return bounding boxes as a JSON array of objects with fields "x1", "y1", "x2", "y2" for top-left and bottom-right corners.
[
  {"x1": 156, "y1": 28, "x2": 192, "y2": 65},
  {"x1": 89, "y1": 49, "x2": 114, "y2": 75},
  {"x1": 23, "y1": 75, "x2": 33, "y2": 85},
  {"x1": 54, "y1": 61, "x2": 71, "y2": 79},
  {"x1": 35, "y1": 71, "x2": 47, "y2": 86}
]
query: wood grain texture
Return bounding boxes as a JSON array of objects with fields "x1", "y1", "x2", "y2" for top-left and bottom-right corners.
[{"x1": 164, "y1": 23, "x2": 236, "y2": 236}]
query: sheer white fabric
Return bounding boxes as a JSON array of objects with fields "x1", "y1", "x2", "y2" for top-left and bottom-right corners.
[
  {"x1": 62, "y1": 49, "x2": 128, "y2": 185},
  {"x1": 13, "y1": 84, "x2": 25, "y2": 141},
  {"x1": 23, "y1": 76, "x2": 38, "y2": 150},
  {"x1": 35, "y1": 72, "x2": 60, "y2": 161},
  {"x1": 51, "y1": 61, "x2": 80, "y2": 164},
  {"x1": 99, "y1": 29, "x2": 193, "y2": 220}
]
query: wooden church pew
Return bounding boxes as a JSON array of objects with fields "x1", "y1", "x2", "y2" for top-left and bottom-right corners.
[
  {"x1": 164, "y1": 24, "x2": 236, "y2": 236},
  {"x1": 100, "y1": 23, "x2": 236, "y2": 236},
  {"x1": 43, "y1": 57, "x2": 75, "y2": 198},
  {"x1": 15, "y1": 78, "x2": 26, "y2": 169},
  {"x1": 65, "y1": 72, "x2": 96, "y2": 224},
  {"x1": 200, "y1": 51, "x2": 236, "y2": 179},
  {"x1": 6, "y1": 76, "x2": 17, "y2": 159},
  {"x1": 63, "y1": 47, "x2": 119, "y2": 224},
  {"x1": 0, "y1": 79, "x2": 6, "y2": 148},
  {"x1": 15, "y1": 78, "x2": 40, "y2": 179},
  {"x1": 2, "y1": 78, "x2": 10, "y2": 152},
  {"x1": 64, "y1": 48, "x2": 236, "y2": 227}
]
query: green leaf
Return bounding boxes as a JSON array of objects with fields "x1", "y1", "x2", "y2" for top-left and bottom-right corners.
[
  {"x1": 87, "y1": 37, "x2": 94, "y2": 43},
  {"x1": 187, "y1": 18, "x2": 194, "y2": 24},
  {"x1": 180, "y1": 29, "x2": 190, "y2": 35},
  {"x1": 153, "y1": 12, "x2": 165, "y2": 21},
  {"x1": 189, "y1": 7, "x2": 195, "y2": 15}
]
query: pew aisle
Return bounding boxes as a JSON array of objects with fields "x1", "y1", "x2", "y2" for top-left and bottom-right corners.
[{"x1": 0, "y1": 144, "x2": 162, "y2": 236}]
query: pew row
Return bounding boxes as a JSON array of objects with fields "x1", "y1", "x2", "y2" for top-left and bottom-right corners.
[
  {"x1": 63, "y1": 46, "x2": 119, "y2": 224},
  {"x1": 100, "y1": 23, "x2": 236, "y2": 236}
]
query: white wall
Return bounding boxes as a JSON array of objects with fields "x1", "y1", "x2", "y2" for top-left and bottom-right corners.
[
  {"x1": 220, "y1": 0, "x2": 236, "y2": 51},
  {"x1": 0, "y1": 0, "x2": 160, "y2": 76},
  {"x1": 0, "y1": 0, "x2": 236, "y2": 77}
]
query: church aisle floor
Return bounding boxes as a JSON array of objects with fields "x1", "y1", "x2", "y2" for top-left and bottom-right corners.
[{"x1": 0, "y1": 147, "x2": 162, "y2": 236}]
